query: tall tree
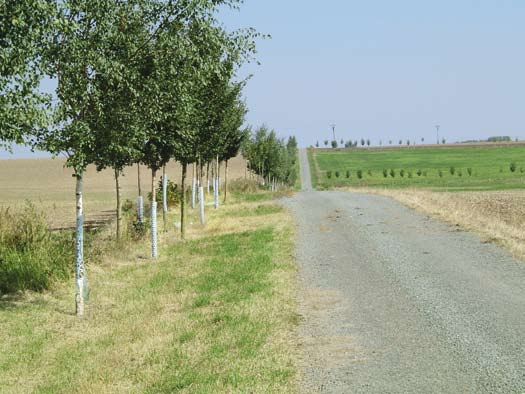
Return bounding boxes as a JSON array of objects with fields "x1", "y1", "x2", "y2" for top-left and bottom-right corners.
[{"x1": 0, "y1": 1, "x2": 51, "y2": 151}]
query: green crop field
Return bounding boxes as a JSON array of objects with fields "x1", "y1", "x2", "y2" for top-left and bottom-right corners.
[{"x1": 309, "y1": 145, "x2": 525, "y2": 191}]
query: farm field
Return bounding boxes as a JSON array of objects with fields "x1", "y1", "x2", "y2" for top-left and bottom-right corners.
[
  {"x1": 0, "y1": 155, "x2": 249, "y2": 229},
  {"x1": 309, "y1": 145, "x2": 525, "y2": 191}
]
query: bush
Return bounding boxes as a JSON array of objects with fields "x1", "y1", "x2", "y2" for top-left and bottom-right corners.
[
  {"x1": 229, "y1": 179, "x2": 260, "y2": 193},
  {"x1": 335, "y1": 171, "x2": 340, "y2": 178},
  {"x1": 356, "y1": 169, "x2": 363, "y2": 179},
  {"x1": 407, "y1": 170, "x2": 413, "y2": 178},
  {"x1": 345, "y1": 170, "x2": 350, "y2": 178},
  {"x1": 326, "y1": 171, "x2": 332, "y2": 179},
  {"x1": 510, "y1": 162, "x2": 517, "y2": 172},
  {"x1": 400, "y1": 169, "x2": 405, "y2": 177},
  {"x1": 416, "y1": 169, "x2": 422, "y2": 177},
  {"x1": 383, "y1": 169, "x2": 388, "y2": 178},
  {"x1": 122, "y1": 199, "x2": 134, "y2": 213},
  {"x1": 458, "y1": 169, "x2": 462, "y2": 177},
  {"x1": 367, "y1": 169, "x2": 372, "y2": 176},
  {"x1": 148, "y1": 179, "x2": 182, "y2": 207},
  {"x1": 521, "y1": 167, "x2": 524, "y2": 173},
  {"x1": 467, "y1": 168, "x2": 472, "y2": 176},
  {"x1": 449, "y1": 166, "x2": 455, "y2": 175},
  {"x1": 438, "y1": 170, "x2": 443, "y2": 178},
  {"x1": 0, "y1": 203, "x2": 74, "y2": 294},
  {"x1": 389, "y1": 169, "x2": 395, "y2": 178}
]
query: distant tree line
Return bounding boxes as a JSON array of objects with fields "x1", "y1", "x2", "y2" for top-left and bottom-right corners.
[{"x1": 243, "y1": 126, "x2": 298, "y2": 187}]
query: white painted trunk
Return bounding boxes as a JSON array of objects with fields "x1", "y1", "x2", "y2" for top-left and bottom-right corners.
[
  {"x1": 75, "y1": 174, "x2": 87, "y2": 316},
  {"x1": 199, "y1": 186, "x2": 205, "y2": 225}
]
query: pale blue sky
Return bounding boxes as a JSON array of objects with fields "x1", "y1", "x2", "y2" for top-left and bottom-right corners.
[
  {"x1": 3, "y1": 0, "x2": 525, "y2": 156},
  {"x1": 223, "y1": 0, "x2": 525, "y2": 147}
]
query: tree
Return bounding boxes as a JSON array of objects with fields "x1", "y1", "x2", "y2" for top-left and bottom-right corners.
[
  {"x1": 442, "y1": 137, "x2": 446, "y2": 144},
  {"x1": 360, "y1": 138, "x2": 365, "y2": 146},
  {"x1": 366, "y1": 139, "x2": 370, "y2": 147},
  {"x1": 35, "y1": 0, "x2": 143, "y2": 315},
  {"x1": 0, "y1": 1, "x2": 51, "y2": 152},
  {"x1": 331, "y1": 140, "x2": 338, "y2": 149},
  {"x1": 324, "y1": 140, "x2": 329, "y2": 147},
  {"x1": 315, "y1": 141, "x2": 319, "y2": 148}
]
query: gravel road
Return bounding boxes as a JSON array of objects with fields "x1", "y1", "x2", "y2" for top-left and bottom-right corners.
[{"x1": 287, "y1": 149, "x2": 525, "y2": 393}]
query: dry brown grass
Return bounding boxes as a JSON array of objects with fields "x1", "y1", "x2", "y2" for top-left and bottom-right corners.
[
  {"x1": 0, "y1": 156, "x2": 248, "y2": 228},
  {"x1": 356, "y1": 187, "x2": 525, "y2": 259}
]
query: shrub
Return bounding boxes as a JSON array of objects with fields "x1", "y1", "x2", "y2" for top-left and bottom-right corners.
[
  {"x1": 356, "y1": 169, "x2": 363, "y2": 179},
  {"x1": 521, "y1": 167, "x2": 524, "y2": 173},
  {"x1": 449, "y1": 166, "x2": 455, "y2": 175},
  {"x1": 229, "y1": 179, "x2": 260, "y2": 193},
  {"x1": 438, "y1": 170, "x2": 443, "y2": 178},
  {"x1": 335, "y1": 170, "x2": 340, "y2": 178},
  {"x1": 122, "y1": 199, "x2": 134, "y2": 213},
  {"x1": 389, "y1": 169, "x2": 395, "y2": 178},
  {"x1": 326, "y1": 171, "x2": 332, "y2": 179},
  {"x1": 467, "y1": 168, "x2": 472, "y2": 176},
  {"x1": 345, "y1": 170, "x2": 350, "y2": 178},
  {"x1": 458, "y1": 169, "x2": 462, "y2": 177},
  {"x1": 510, "y1": 162, "x2": 517, "y2": 172},
  {"x1": 367, "y1": 169, "x2": 372, "y2": 176},
  {"x1": 416, "y1": 169, "x2": 422, "y2": 177},
  {"x1": 148, "y1": 179, "x2": 182, "y2": 207},
  {"x1": 407, "y1": 170, "x2": 413, "y2": 178},
  {"x1": 400, "y1": 169, "x2": 405, "y2": 177},
  {"x1": 383, "y1": 169, "x2": 388, "y2": 178},
  {"x1": 0, "y1": 203, "x2": 74, "y2": 294}
]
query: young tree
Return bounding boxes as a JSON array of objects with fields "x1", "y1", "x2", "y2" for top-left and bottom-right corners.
[
  {"x1": 36, "y1": 0, "x2": 139, "y2": 314},
  {"x1": 0, "y1": 1, "x2": 51, "y2": 152}
]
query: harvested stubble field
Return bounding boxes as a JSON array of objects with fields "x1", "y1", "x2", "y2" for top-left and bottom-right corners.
[{"x1": 0, "y1": 155, "x2": 248, "y2": 229}]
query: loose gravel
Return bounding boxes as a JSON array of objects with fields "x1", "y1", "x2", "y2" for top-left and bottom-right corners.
[{"x1": 285, "y1": 150, "x2": 525, "y2": 393}]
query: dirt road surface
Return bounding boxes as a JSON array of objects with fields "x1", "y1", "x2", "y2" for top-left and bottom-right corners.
[{"x1": 287, "y1": 149, "x2": 524, "y2": 393}]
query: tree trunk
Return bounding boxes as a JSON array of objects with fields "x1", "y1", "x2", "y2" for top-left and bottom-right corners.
[
  {"x1": 206, "y1": 162, "x2": 210, "y2": 194},
  {"x1": 191, "y1": 163, "x2": 196, "y2": 209},
  {"x1": 223, "y1": 160, "x2": 228, "y2": 203},
  {"x1": 198, "y1": 157, "x2": 205, "y2": 225},
  {"x1": 75, "y1": 173, "x2": 88, "y2": 316},
  {"x1": 181, "y1": 162, "x2": 187, "y2": 240},
  {"x1": 162, "y1": 165, "x2": 168, "y2": 231},
  {"x1": 151, "y1": 169, "x2": 158, "y2": 259},
  {"x1": 115, "y1": 168, "x2": 122, "y2": 241},
  {"x1": 137, "y1": 163, "x2": 143, "y2": 224}
]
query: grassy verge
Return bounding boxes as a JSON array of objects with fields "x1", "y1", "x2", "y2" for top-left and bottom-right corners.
[
  {"x1": 307, "y1": 148, "x2": 318, "y2": 189},
  {"x1": 0, "y1": 191, "x2": 298, "y2": 393},
  {"x1": 294, "y1": 151, "x2": 301, "y2": 191}
]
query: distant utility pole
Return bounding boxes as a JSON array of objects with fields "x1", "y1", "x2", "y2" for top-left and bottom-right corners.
[
  {"x1": 435, "y1": 125, "x2": 440, "y2": 144},
  {"x1": 330, "y1": 124, "x2": 336, "y2": 142}
]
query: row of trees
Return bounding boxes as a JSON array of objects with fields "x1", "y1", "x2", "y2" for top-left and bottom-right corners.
[
  {"x1": 1, "y1": 0, "x2": 262, "y2": 315},
  {"x1": 243, "y1": 126, "x2": 298, "y2": 188},
  {"x1": 315, "y1": 137, "x2": 447, "y2": 148}
]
